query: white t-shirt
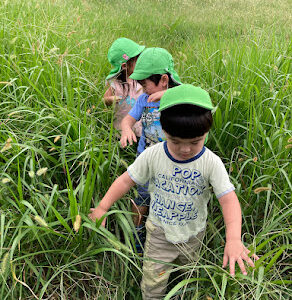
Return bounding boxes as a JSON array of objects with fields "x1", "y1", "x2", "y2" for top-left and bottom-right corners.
[{"x1": 127, "y1": 142, "x2": 235, "y2": 244}]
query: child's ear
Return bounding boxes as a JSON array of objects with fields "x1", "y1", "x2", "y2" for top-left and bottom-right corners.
[
  {"x1": 121, "y1": 63, "x2": 127, "y2": 70},
  {"x1": 161, "y1": 74, "x2": 169, "y2": 88}
]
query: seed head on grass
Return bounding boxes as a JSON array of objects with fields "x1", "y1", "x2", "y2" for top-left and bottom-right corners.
[
  {"x1": 0, "y1": 252, "x2": 10, "y2": 276},
  {"x1": 54, "y1": 135, "x2": 61, "y2": 143},
  {"x1": 8, "y1": 111, "x2": 20, "y2": 117},
  {"x1": 119, "y1": 159, "x2": 129, "y2": 169},
  {"x1": 1, "y1": 144, "x2": 12, "y2": 152},
  {"x1": 73, "y1": 215, "x2": 82, "y2": 232},
  {"x1": 1, "y1": 138, "x2": 12, "y2": 153},
  {"x1": 67, "y1": 31, "x2": 77, "y2": 38},
  {"x1": 28, "y1": 171, "x2": 35, "y2": 178},
  {"x1": 254, "y1": 187, "x2": 272, "y2": 194},
  {"x1": 36, "y1": 167, "x2": 48, "y2": 176},
  {"x1": 34, "y1": 215, "x2": 48, "y2": 228},
  {"x1": 49, "y1": 47, "x2": 59, "y2": 54},
  {"x1": 1, "y1": 178, "x2": 11, "y2": 184}
]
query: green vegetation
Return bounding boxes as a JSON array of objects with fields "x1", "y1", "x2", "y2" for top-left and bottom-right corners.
[{"x1": 0, "y1": 0, "x2": 291, "y2": 299}]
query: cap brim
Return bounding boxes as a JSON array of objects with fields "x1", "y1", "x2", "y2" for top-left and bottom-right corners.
[
  {"x1": 130, "y1": 45, "x2": 145, "y2": 59},
  {"x1": 159, "y1": 100, "x2": 214, "y2": 112},
  {"x1": 130, "y1": 68, "x2": 182, "y2": 84},
  {"x1": 129, "y1": 71, "x2": 150, "y2": 80},
  {"x1": 170, "y1": 72, "x2": 182, "y2": 85},
  {"x1": 106, "y1": 65, "x2": 122, "y2": 80}
]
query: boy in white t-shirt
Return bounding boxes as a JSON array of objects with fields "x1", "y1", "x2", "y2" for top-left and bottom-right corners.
[{"x1": 89, "y1": 84, "x2": 259, "y2": 300}]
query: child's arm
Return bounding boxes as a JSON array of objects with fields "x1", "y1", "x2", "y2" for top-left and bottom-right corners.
[
  {"x1": 219, "y1": 191, "x2": 259, "y2": 276},
  {"x1": 120, "y1": 115, "x2": 138, "y2": 148},
  {"x1": 89, "y1": 171, "x2": 136, "y2": 226},
  {"x1": 103, "y1": 86, "x2": 122, "y2": 106},
  {"x1": 147, "y1": 90, "x2": 166, "y2": 102}
]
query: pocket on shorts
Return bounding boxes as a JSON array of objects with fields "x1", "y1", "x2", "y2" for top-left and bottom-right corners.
[{"x1": 145, "y1": 219, "x2": 159, "y2": 234}]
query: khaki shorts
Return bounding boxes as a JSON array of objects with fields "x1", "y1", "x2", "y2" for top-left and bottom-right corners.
[{"x1": 141, "y1": 219, "x2": 205, "y2": 300}]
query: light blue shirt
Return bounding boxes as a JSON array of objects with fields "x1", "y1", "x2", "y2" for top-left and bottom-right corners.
[{"x1": 129, "y1": 93, "x2": 165, "y2": 154}]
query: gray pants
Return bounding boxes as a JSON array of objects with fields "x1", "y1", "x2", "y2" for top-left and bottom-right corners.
[{"x1": 141, "y1": 220, "x2": 205, "y2": 300}]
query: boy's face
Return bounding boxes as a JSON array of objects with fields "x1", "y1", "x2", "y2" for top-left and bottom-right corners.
[
  {"x1": 165, "y1": 132, "x2": 207, "y2": 161},
  {"x1": 138, "y1": 74, "x2": 168, "y2": 95}
]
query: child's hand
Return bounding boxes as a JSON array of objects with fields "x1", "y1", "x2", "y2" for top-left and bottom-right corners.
[
  {"x1": 147, "y1": 90, "x2": 165, "y2": 102},
  {"x1": 88, "y1": 207, "x2": 107, "y2": 227},
  {"x1": 120, "y1": 128, "x2": 137, "y2": 148},
  {"x1": 113, "y1": 96, "x2": 123, "y2": 102},
  {"x1": 222, "y1": 240, "x2": 259, "y2": 276},
  {"x1": 103, "y1": 96, "x2": 122, "y2": 105}
]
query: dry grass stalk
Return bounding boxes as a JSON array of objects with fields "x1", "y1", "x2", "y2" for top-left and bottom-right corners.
[{"x1": 254, "y1": 187, "x2": 272, "y2": 194}]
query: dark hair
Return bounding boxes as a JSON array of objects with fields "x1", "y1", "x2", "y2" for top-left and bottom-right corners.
[
  {"x1": 138, "y1": 73, "x2": 177, "y2": 88},
  {"x1": 115, "y1": 56, "x2": 139, "y2": 96},
  {"x1": 160, "y1": 104, "x2": 213, "y2": 138}
]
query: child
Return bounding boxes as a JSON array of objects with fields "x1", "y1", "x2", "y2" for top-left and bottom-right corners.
[
  {"x1": 89, "y1": 84, "x2": 259, "y2": 299},
  {"x1": 104, "y1": 37, "x2": 145, "y2": 135},
  {"x1": 120, "y1": 47, "x2": 181, "y2": 249}
]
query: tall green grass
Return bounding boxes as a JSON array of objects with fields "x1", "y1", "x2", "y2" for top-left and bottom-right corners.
[{"x1": 0, "y1": 0, "x2": 291, "y2": 299}]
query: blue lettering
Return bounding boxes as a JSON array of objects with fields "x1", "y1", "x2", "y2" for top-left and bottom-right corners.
[
  {"x1": 191, "y1": 170, "x2": 201, "y2": 180},
  {"x1": 174, "y1": 183, "x2": 184, "y2": 194},
  {"x1": 165, "y1": 181, "x2": 175, "y2": 193},
  {"x1": 182, "y1": 168, "x2": 191, "y2": 179},
  {"x1": 156, "y1": 206, "x2": 163, "y2": 217},
  {"x1": 172, "y1": 166, "x2": 181, "y2": 177},
  {"x1": 177, "y1": 203, "x2": 187, "y2": 212},
  {"x1": 189, "y1": 186, "x2": 199, "y2": 196},
  {"x1": 162, "y1": 198, "x2": 175, "y2": 210},
  {"x1": 178, "y1": 214, "x2": 186, "y2": 221},
  {"x1": 154, "y1": 178, "x2": 160, "y2": 188},
  {"x1": 161, "y1": 180, "x2": 167, "y2": 189},
  {"x1": 185, "y1": 203, "x2": 193, "y2": 212}
]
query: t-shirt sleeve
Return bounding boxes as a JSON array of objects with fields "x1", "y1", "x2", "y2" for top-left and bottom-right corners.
[
  {"x1": 109, "y1": 80, "x2": 123, "y2": 96},
  {"x1": 128, "y1": 94, "x2": 146, "y2": 121},
  {"x1": 208, "y1": 155, "x2": 235, "y2": 199},
  {"x1": 127, "y1": 149, "x2": 151, "y2": 185}
]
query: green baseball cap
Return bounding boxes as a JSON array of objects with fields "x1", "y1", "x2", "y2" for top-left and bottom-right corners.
[
  {"x1": 129, "y1": 47, "x2": 181, "y2": 85},
  {"x1": 106, "y1": 38, "x2": 145, "y2": 80},
  {"x1": 159, "y1": 84, "x2": 214, "y2": 111}
]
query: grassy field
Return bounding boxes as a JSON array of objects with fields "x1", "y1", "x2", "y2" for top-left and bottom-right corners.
[{"x1": 0, "y1": 0, "x2": 291, "y2": 299}]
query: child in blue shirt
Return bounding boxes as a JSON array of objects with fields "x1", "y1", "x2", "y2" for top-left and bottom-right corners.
[{"x1": 120, "y1": 48, "x2": 181, "y2": 251}]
